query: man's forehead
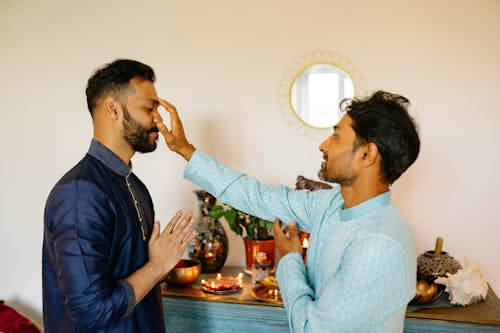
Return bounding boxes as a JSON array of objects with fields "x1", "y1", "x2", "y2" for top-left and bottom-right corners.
[
  {"x1": 334, "y1": 114, "x2": 353, "y2": 131},
  {"x1": 129, "y1": 78, "x2": 159, "y2": 103}
]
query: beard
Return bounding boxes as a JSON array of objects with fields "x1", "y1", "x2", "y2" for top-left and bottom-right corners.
[
  {"x1": 122, "y1": 104, "x2": 158, "y2": 153},
  {"x1": 318, "y1": 149, "x2": 358, "y2": 187}
]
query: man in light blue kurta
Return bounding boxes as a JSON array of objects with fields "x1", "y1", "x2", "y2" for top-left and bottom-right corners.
[{"x1": 155, "y1": 91, "x2": 420, "y2": 332}]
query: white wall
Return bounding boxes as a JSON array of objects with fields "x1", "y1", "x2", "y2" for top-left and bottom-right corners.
[{"x1": 1, "y1": 0, "x2": 499, "y2": 325}]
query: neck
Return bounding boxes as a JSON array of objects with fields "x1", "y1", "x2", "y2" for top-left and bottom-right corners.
[
  {"x1": 340, "y1": 180, "x2": 389, "y2": 208},
  {"x1": 93, "y1": 130, "x2": 135, "y2": 166}
]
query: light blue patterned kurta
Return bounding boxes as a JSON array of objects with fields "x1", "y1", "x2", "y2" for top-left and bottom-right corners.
[{"x1": 184, "y1": 150, "x2": 416, "y2": 333}]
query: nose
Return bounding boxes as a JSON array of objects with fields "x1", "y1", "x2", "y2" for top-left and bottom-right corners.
[
  {"x1": 319, "y1": 136, "x2": 331, "y2": 153},
  {"x1": 153, "y1": 109, "x2": 163, "y2": 124}
]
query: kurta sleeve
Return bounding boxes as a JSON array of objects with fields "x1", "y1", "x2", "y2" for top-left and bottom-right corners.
[
  {"x1": 184, "y1": 150, "x2": 343, "y2": 232},
  {"x1": 45, "y1": 180, "x2": 133, "y2": 330},
  {"x1": 276, "y1": 236, "x2": 411, "y2": 332}
]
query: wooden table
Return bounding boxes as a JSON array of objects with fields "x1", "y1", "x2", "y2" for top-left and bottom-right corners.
[{"x1": 162, "y1": 266, "x2": 500, "y2": 332}]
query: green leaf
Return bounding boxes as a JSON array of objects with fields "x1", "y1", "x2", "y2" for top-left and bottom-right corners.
[
  {"x1": 224, "y1": 209, "x2": 237, "y2": 224},
  {"x1": 209, "y1": 201, "x2": 276, "y2": 240},
  {"x1": 209, "y1": 205, "x2": 225, "y2": 219},
  {"x1": 266, "y1": 221, "x2": 274, "y2": 234},
  {"x1": 247, "y1": 221, "x2": 256, "y2": 240},
  {"x1": 226, "y1": 216, "x2": 243, "y2": 236},
  {"x1": 236, "y1": 225, "x2": 243, "y2": 236}
]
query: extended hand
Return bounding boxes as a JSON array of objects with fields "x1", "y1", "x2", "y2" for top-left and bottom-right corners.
[
  {"x1": 156, "y1": 99, "x2": 196, "y2": 161},
  {"x1": 148, "y1": 210, "x2": 197, "y2": 280},
  {"x1": 273, "y1": 218, "x2": 302, "y2": 257}
]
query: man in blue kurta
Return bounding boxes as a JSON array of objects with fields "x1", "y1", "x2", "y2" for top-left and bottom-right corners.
[
  {"x1": 155, "y1": 91, "x2": 420, "y2": 332},
  {"x1": 42, "y1": 59, "x2": 197, "y2": 332}
]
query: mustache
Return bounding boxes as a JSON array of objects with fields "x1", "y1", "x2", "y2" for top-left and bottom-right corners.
[{"x1": 148, "y1": 127, "x2": 159, "y2": 133}]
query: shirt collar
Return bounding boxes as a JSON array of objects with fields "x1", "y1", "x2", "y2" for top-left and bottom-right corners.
[
  {"x1": 339, "y1": 191, "x2": 391, "y2": 221},
  {"x1": 88, "y1": 139, "x2": 131, "y2": 177}
]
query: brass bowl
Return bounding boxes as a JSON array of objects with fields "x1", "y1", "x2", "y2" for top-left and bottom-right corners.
[
  {"x1": 261, "y1": 275, "x2": 279, "y2": 290},
  {"x1": 165, "y1": 259, "x2": 201, "y2": 286},
  {"x1": 410, "y1": 279, "x2": 444, "y2": 305}
]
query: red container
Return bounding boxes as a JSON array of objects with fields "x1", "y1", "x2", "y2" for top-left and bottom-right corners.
[{"x1": 243, "y1": 238, "x2": 275, "y2": 269}]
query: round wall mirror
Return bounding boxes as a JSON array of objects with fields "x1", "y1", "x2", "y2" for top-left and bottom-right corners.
[
  {"x1": 291, "y1": 64, "x2": 354, "y2": 128},
  {"x1": 280, "y1": 50, "x2": 365, "y2": 140}
]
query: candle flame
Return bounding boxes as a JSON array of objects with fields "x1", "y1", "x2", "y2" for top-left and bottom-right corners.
[
  {"x1": 302, "y1": 238, "x2": 309, "y2": 248},
  {"x1": 216, "y1": 273, "x2": 222, "y2": 280},
  {"x1": 211, "y1": 281, "x2": 215, "y2": 289}
]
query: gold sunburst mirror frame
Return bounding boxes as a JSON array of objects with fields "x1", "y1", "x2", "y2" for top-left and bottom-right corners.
[{"x1": 279, "y1": 50, "x2": 366, "y2": 140}]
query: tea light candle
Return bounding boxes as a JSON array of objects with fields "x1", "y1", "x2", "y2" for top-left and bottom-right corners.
[
  {"x1": 302, "y1": 238, "x2": 309, "y2": 248},
  {"x1": 201, "y1": 272, "x2": 244, "y2": 293},
  {"x1": 302, "y1": 237, "x2": 309, "y2": 261}
]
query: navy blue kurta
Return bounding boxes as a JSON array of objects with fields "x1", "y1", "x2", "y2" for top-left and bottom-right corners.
[{"x1": 42, "y1": 139, "x2": 165, "y2": 333}]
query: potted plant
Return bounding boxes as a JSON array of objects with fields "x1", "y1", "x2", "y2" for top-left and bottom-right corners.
[{"x1": 210, "y1": 203, "x2": 275, "y2": 269}]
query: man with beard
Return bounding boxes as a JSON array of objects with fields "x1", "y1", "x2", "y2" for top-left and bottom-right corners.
[
  {"x1": 155, "y1": 91, "x2": 420, "y2": 332},
  {"x1": 42, "y1": 59, "x2": 197, "y2": 333}
]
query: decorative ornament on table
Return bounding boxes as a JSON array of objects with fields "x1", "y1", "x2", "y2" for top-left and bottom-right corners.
[
  {"x1": 417, "y1": 237, "x2": 462, "y2": 282},
  {"x1": 435, "y1": 259, "x2": 489, "y2": 306},
  {"x1": 188, "y1": 190, "x2": 228, "y2": 273},
  {"x1": 251, "y1": 252, "x2": 271, "y2": 284},
  {"x1": 252, "y1": 275, "x2": 283, "y2": 304},
  {"x1": 412, "y1": 237, "x2": 462, "y2": 304}
]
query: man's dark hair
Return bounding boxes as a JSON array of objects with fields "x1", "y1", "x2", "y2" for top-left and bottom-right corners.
[
  {"x1": 85, "y1": 59, "x2": 156, "y2": 116},
  {"x1": 344, "y1": 90, "x2": 420, "y2": 185}
]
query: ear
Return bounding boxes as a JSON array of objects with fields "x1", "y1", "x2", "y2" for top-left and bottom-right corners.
[
  {"x1": 103, "y1": 96, "x2": 120, "y2": 120},
  {"x1": 359, "y1": 142, "x2": 379, "y2": 167}
]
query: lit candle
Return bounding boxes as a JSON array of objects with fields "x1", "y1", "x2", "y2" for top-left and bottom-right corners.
[
  {"x1": 216, "y1": 273, "x2": 222, "y2": 280},
  {"x1": 301, "y1": 238, "x2": 309, "y2": 262},
  {"x1": 302, "y1": 238, "x2": 309, "y2": 248},
  {"x1": 237, "y1": 272, "x2": 243, "y2": 286}
]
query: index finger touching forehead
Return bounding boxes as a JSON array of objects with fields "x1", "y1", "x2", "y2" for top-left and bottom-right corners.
[{"x1": 159, "y1": 98, "x2": 176, "y2": 109}]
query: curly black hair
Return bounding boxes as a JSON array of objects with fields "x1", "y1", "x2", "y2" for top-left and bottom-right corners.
[{"x1": 344, "y1": 91, "x2": 420, "y2": 184}]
